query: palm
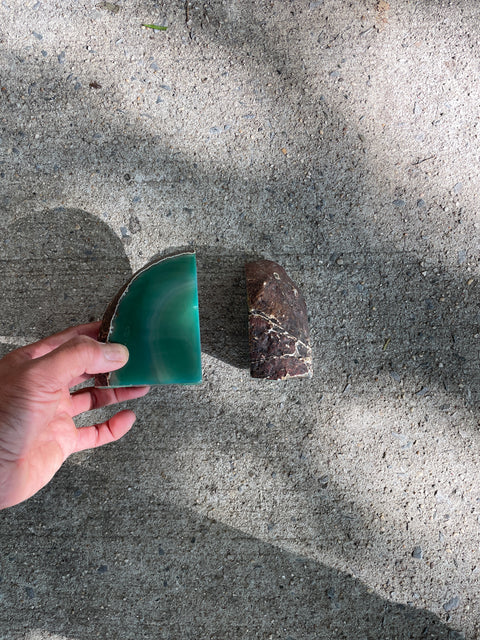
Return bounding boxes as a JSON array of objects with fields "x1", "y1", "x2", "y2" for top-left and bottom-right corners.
[{"x1": 0, "y1": 323, "x2": 149, "y2": 509}]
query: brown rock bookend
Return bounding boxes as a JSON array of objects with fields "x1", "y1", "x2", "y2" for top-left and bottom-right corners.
[{"x1": 245, "y1": 259, "x2": 313, "y2": 380}]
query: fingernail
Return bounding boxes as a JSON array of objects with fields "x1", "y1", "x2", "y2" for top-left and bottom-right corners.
[{"x1": 103, "y1": 343, "x2": 129, "y2": 362}]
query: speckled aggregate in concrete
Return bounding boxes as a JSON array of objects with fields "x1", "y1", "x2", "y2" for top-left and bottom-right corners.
[{"x1": 0, "y1": 1, "x2": 479, "y2": 638}]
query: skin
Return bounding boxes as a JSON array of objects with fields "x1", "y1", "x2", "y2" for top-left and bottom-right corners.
[{"x1": 0, "y1": 322, "x2": 149, "y2": 509}]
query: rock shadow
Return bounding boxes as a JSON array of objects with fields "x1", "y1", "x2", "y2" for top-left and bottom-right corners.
[{"x1": 195, "y1": 245, "x2": 258, "y2": 370}]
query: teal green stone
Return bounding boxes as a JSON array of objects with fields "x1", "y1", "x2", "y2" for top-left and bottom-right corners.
[{"x1": 98, "y1": 253, "x2": 202, "y2": 387}]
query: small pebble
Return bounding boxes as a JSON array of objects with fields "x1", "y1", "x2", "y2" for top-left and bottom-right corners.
[
  {"x1": 457, "y1": 250, "x2": 467, "y2": 266},
  {"x1": 443, "y1": 596, "x2": 460, "y2": 612},
  {"x1": 57, "y1": 51, "x2": 66, "y2": 64},
  {"x1": 128, "y1": 215, "x2": 141, "y2": 234},
  {"x1": 416, "y1": 387, "x2": 429, "y2": 397},
  {"x1": 32, "y1": 31, "x2": 43, "y2": 40},
  {"x1": 98, "y1": 1, "x2": 120, "y2": 13},
  {"x1": 25, "y1": 587, "x2": 35, "y2": 599},
  {"x1": 393, "y1": 199, "x2": 406, "y2": 207},
  {"x1": 329, "y1": 70, "x2": 340, "y2": 78},
  {"x1": 417, "y1": 198, "x2": 426, "y2": 207},
  {"x1": 319, "y1": 474, "x2": 329, "y2": 489},
  {"x1": 453, "y1": 182, "x2": 463, "y2": 194},
  {"x1": 97, "y1": 565, "x2": 108, "y2": 573},
  {"x1": 158, "y1": 545, "x2": 165, "y2": 556},
  {"x1": 412, "y1": 546, "x2": 423, "y2": 559}
]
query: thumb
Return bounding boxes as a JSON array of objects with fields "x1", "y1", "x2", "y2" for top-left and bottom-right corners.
[{"x1": 30, "y1": 336, "x2": 129, "y2": 390}]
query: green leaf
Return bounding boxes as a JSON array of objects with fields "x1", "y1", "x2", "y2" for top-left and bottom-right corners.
[{"x1": 141, "y1": 23, "x2": 167, "y2": 30}]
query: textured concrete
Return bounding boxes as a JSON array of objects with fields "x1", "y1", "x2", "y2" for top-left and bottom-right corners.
[{"x1": 0, "y1": 0, "x2": 479, "y2": 638}]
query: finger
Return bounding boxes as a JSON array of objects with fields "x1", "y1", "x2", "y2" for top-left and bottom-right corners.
[
  {"x1": 31, "y1": 336, "x2": 129, "y2": 391},
  {"x1": 15, "y1": 322, "x2": 101, "y2": 361},
  {"x1": 70, "y1": 385, "x2": 150, "y2": 416},
  {"x1": 73, "y1": 409, "x2": 136, "y2": 452}
]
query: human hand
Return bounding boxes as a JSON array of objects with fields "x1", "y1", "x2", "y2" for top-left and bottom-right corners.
[{"x1": 0, "y1": 322, "x2": 149, "y2": 509}]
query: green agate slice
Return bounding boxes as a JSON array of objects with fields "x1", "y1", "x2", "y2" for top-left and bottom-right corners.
[{"x1": 95, "y1": 252, "x2": 202, "y2": 387}]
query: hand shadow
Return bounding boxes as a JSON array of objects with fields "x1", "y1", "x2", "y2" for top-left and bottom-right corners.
[{"x1": 0, "y1": 207, "x2": 132, "y2": 355}]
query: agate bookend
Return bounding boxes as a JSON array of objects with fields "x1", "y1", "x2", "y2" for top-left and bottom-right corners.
[
  {"x1": 245, "y1": 259, "x2": 313, "y2": 380},
  {"x1": 95, "y1": 252, "x2": 202, "y2": 387}
]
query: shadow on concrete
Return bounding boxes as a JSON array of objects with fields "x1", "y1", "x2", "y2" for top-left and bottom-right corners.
[
  {"x1": 0, "y1": 207, "x2": 132, "y2": 355},
  {"x1": 0, "y1": 458, "x2": 463, "y2": 640},
  {"x1": 195, "y1": 245, "x2": 255, "y2": 370}
]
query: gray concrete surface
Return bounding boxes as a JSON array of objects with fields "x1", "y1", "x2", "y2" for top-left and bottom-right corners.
[{"x1": 0, "y1": 0, "x2": 479, "y2": 637}]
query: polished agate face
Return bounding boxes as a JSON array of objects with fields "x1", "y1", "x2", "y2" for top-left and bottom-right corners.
[{"x1": 96, "y1": 253, "x2": 202, "y2": 388}]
